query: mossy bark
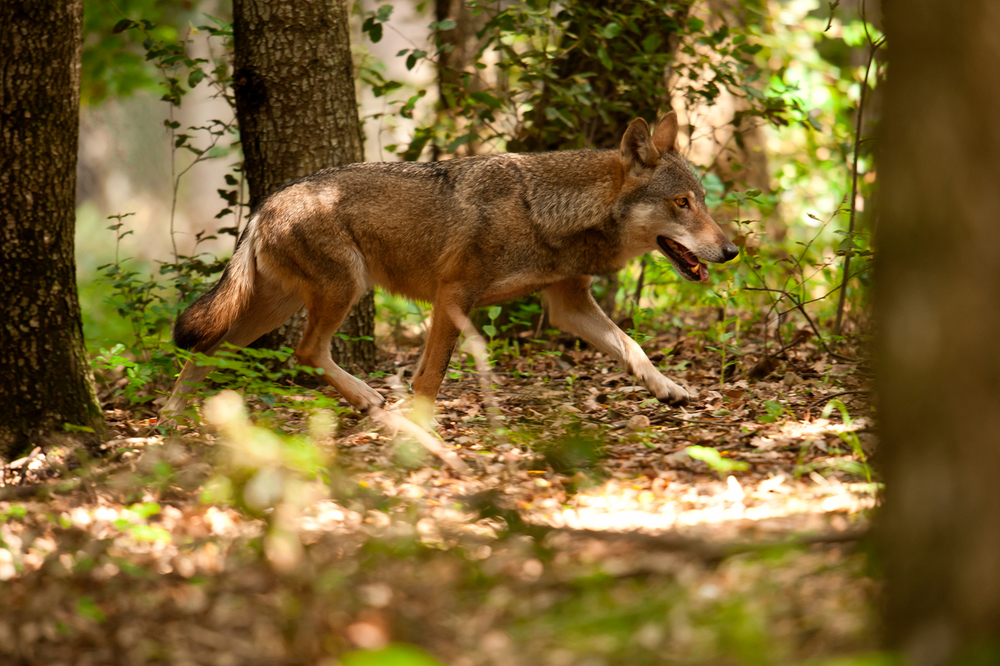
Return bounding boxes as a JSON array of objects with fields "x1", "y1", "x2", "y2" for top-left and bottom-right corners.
[
  {"x1": 0, "y1": 0, "x2": 106, "y2": 460},
  {"x1": 232, "y1": 0, "x2": 376, "y2": 373}
]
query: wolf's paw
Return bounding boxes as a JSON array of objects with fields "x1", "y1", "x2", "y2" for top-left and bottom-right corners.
[
  {"x1": 350, "y1": 382, "x2": 387, "y2": 413},
  {"x1": 649, "y1": 376, "x2": 690, "y2": 406}
]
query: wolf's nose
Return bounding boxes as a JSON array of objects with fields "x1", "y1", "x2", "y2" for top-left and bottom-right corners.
[{"x1": 722, "y1": 242, "x2": 739, "y2": 262}]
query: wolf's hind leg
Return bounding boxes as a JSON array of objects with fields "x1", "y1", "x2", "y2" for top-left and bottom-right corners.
[
  {"x1": 412, "y1": 283, "x2": 476, "y2": 401},
  {"x1": 296, "y1": 288, "x2": 384, "y2": 412},
  {"x1": 543, "y1": 276, "x2": 689, "y2": 406}
]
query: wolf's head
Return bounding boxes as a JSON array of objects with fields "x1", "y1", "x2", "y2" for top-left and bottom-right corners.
[{"x1": 616, "y1": 112, "x2": 738, "y2": 282}]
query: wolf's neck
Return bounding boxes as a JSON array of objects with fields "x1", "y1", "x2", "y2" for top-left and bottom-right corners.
[{"x1": 522, "y1": 149, "x2": 622, "y2": 231}]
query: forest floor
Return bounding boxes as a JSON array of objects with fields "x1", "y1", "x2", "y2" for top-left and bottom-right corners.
[{"x1": 0, "y1": 312, "x2": 880, "y2": 666}]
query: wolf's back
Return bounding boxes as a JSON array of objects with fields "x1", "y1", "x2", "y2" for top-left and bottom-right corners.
[{"x1": 173, "y1": 220, "x2": 258, "y2": 352}]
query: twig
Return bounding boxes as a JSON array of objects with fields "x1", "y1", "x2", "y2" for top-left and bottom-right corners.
[
  {"x1": 552, "y1": 525, "x2": 870, "y2": 562},
  {"x1": 805, "y1": 390, "x2": 870, "y2": 410},
  {"x1": 825, "y1": 1, "x2": 842, "y2": 32},
  {"x1": 743, "y1": 286, "x2": 858, "y2": 362},
  {"x1": 371, "y1": 407, "x2": 470, "y2": 474},
  {"x1": 450, "y1": 310, "x2": 504, "y2": 434},
  {"x1": 649, "y1": 413, "x2": 743, "y2": 428},
  {"x1": 834, "y1": 1, "x2": 884, "y2": 334}
]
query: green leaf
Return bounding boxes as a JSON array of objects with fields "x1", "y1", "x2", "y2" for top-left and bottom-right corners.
[
  {"x1": 63, "y1": 423, "x2": 96, "y2": 433},
  {"x1": 130, "y1": 502, "x2": 161, "y2": 519},
  {"x1": 642, "y1": 33, "x2": 663, "y2": 53},
  {"x1": 470, "y1": 91, "x2": 502, "y2": 109},
  {"x1": 488, "y1": 306, "x2": 502, "y2": 320},
  {"x1": 601, "y1": 22, "x2": 622, "y2": 39},
  {"x1": 364, "y1": 19, "x2": 383, "y2": 43},
  {"x1": 686, "y1": 446, "x2": 749, "y2": 473},
  {"x1": 130, "y1": 525, "x2": 172, "y2": 542},
  {"x1": 597, "y1": 46, "x2": 612, "y2": 70},
  {"x1": 430, "y1": 19, "x2": 457, "y2": 31},
  {"x1": 77, "y1": 597, "x2": 106, "y2": 623},
  {"x1": 342, "y1": 643, "x2": 446, "y2": 666},
  {"x1": 446, "y1": 132, "x2": 475, "y2": 152},
  {"x1": 112, "y1": 19, "x2": 135, "y2": 34}
]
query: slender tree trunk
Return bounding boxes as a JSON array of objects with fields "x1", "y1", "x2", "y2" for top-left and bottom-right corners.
[
  {"x1": 877, "y1": 0, "x2": 1000, "y2": 661},
  {"x1": 232, "y1": 0, "x2": 376, "y2": 372},
  {"x1": 0, "y1": 0, "x2": 106, "y2": 460}
]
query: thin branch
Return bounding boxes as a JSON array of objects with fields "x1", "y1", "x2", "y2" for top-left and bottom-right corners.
[
  {"x1": 743, "y1": 286, "x2": 858, "y2": 362},
  {"x1": 546, "y1": 525, "x2": 870, "y2": 563},
  {"x1": 806, "y1": 390, "x2": 870, "y2": 410},
  {"x1": 370, "y1": 407, "x2": 470, "y2": 474},
  {"x1": 834, "y1": 5, "x2": 884, "y2": 334}
]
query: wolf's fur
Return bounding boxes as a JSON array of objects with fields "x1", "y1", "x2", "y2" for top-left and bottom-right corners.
[{"x1": 162, "y1": 112, "x2": 738, "y2": 417}]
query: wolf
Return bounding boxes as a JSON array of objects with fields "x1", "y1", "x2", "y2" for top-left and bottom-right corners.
[{"x1": 161, "y1": 111, "x2": 738, "y2": 420}]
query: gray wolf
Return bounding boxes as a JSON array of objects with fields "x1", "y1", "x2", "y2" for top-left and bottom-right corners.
[{"x1": 162, "y1": 111, "x2": 738, "y2": 419}]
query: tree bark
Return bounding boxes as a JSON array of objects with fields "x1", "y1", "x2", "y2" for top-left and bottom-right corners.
[
  {"x1": 877, "y1": 0, "x2": 1000, "y2": 662},
  {"x1": 232, "y1": 0, "x2": 376, "y2": 372},
  {"x1": 0, "y1": 0, "x2": 106, "y2": 460}
]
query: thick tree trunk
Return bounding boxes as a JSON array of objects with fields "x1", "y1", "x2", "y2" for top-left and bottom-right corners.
[
  {"x1": 0, "y1": 0, "x2": 106, "y2": 460},
  {"x1": 232, "y1": 0, "x2": 376, "y2": 372},
  {"x1": 877, "y1": 0, "x2": 1000, "y2": 661}
]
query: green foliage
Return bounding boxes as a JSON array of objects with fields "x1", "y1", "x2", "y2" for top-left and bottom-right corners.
[
  {"x1": 364, "y1": 0, "x2": 801, "y2": 157},
  {"x1": 759, "y1": 399, "x2": 788, "y2": 424},
  {"x1": 113, "y1": 503, "x2": 172, "y2": 543},
  {"x1": 820, "y1": 398, "x2": 871, "y2": 482},
  {"x1": 686, "y1": 445, "x2": 750, "y2": 475},
  {"x1": 90, "y1": 214, "x2": 225, "y2": 407},
  {"x1": 792, "y1": 398, "x2": 872, "y2": 482},
  {"x1": 85, "y1": 13, "x2": 254, "y2": 412},
  {"x1": 81, "y1": 0, "x2": 194, "y2": 104},
  {"x1": 342, "y1": 644, "x2": 446, "y2": 666}
]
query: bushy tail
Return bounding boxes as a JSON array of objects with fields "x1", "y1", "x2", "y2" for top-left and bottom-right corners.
[{"x1": 173, "y1": 218, "x2": 259, "y2": 352}]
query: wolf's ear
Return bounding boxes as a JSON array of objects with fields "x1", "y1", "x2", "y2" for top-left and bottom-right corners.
[
  {"x1": 621, "y1": 118, "x2": 660, "y2": 175},
  {"x1": 653, "y1": 111, "x2": 679, "y2": 154}
]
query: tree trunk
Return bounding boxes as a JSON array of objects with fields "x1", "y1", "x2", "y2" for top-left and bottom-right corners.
[
  {"x1": 877, "y1": 0, "x2": 1000, "y2": 662},
  {"x1": 232, "y1": 0, "x2": 376, "y2": 373},
  {"x1": 0, "y1": 0, "x2": 106, "y2": 460}
]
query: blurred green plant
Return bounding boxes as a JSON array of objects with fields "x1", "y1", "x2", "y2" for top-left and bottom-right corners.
[
  {"x1": 202, "y1": 390, "x2": 335, "y2": 572},
  {"x1": 686, "y1": 445, "x2": 750, "y2": 476},
  {"x1": 793, "y1": 398, "x2": 872, "y2": 482},
  {"x1": 342, "y1": 644, "x2": 446, "y2": 666}
]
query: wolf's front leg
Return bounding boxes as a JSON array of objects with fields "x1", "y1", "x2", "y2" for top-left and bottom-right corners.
[{"x1": 543, "y1": 276, "x2": 690, "y2": 406}]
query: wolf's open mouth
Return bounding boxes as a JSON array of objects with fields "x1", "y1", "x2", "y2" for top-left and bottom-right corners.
[{"x1": 657, "y1": 236, "x2": 708, "y2": 282}]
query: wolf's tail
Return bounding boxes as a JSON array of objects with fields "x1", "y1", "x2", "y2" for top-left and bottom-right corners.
[{"x1": 173, "y1": 216, "x2": 259, "y2": 352}]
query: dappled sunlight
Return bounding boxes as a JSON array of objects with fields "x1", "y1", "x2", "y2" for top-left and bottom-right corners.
[{"x1": 526, "y1": 472, "x2": 874, "y2": 538}]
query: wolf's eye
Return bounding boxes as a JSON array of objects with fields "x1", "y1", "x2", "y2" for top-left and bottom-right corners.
[{"x1": 675, "y1": 197, "x2": 690, "y2": 208}]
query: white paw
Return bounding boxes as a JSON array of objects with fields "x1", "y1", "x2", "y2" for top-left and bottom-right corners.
[
  {"x1": 347, "y1": 382, "x2": 386, "y2": 413},
  {"x1": 646, "y1": 374, "x2": 690, "y2": 406}
]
